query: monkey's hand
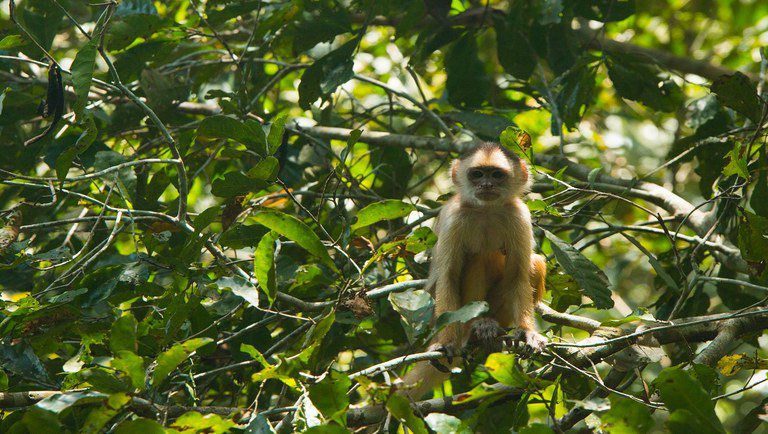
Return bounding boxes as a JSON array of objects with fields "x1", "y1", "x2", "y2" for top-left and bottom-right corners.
[
  {"x1": 427, "y1": 342, "x2": 457, "y2": 373},
  {"x1": 508, "y1": 329, "x2": 548, "y2": 358},
  {"x1": 468, "y1": 318, "x2": 506, "y2": 354}
]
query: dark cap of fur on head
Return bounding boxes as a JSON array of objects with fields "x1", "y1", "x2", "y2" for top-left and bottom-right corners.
[{"x1": 460, "y1": 142, "x2": 520, "y2": 162}]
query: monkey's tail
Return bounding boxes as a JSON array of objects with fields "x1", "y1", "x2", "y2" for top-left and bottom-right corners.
[
  {"x1": 398, "y1": 360, "x2": 450, "y2": 401},
  {"x1": 530, "y1": 253, "x2": 547, "y2": 303}
]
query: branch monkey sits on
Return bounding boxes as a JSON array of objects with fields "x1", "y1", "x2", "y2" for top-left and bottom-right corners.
[{"x1": 401, "y1": 142, "x2": 547, "y2": 399}]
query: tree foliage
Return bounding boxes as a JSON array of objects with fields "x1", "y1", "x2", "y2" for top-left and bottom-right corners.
[{"x1": 1, "y1": 0, "x2": 768, "y2": 432}]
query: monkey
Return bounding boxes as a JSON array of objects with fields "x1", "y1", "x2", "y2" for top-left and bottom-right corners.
[{"x1": 400, "y1": 142, "x2": 547, "y2": 400}]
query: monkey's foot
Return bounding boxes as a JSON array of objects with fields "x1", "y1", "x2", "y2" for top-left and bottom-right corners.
[
  {"x1": 508, "y1": 330, "x2": 548, "y2": 358},
  {"x1": 427, "y1": 343, "x2": 457, "y2": 373},
  {"x1": 468, "y1": 318, "x2": 505, "y2": 354}
]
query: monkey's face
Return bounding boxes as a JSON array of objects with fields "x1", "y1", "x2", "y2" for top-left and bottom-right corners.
[
  {"x1": 453, "y1": 143, "x2": 528, "y2": 205},
  {"x1": 467, "y1": 166, "x2": 509, "y2": 201}
]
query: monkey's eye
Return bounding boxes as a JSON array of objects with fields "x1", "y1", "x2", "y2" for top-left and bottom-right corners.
[
  {"x1": 469, "y1": 170, "x2": 484, "y2": 179},
  {"x1": 491, "y1": 170, "x2": 506, "y2": 180}
]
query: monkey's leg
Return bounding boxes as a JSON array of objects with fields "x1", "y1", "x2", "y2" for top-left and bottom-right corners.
[
  {"x1": 401, "y1": 254, "x2": 490, "y2": 399},
  {"x1": 490, "y1": 254, "x2": 547, "y2": 355},
  {"x1": 463, "y1": 251, "x2": 506, "y2": 353}
]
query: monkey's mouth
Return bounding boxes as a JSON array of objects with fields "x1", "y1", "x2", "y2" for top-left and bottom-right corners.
[{"x1": 476, "y1": 190, "x2": 500, "y2": 200}]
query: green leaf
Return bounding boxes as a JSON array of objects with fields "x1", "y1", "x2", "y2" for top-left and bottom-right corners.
[
  {"x1": 115, "y1": 418, "x2": 166, "y2": 434},
  {"x1": 737, "y1": 210, "x2": 768, "y2": 282},
  {"x1": 606, "y1": 52, "x2": 682, "y2": 112},
  {"x1": 150, "y1": 337, "x2": 213, "y2": 385},
  {"x1": 110, "y1": 313, "x2": 137, "y2": 354},
  {"x1": 0, "y1": 34, "x2": 24, "y2": 49},
  {"x1": 432, "y1": 301, "x2": 489, "y2": 336},
  {"x1": 80, "y1": 368, "x2": 130, "y2": 393},
  {"x1": 247, "y1": 156, "x2": 280, "y2": 182},
  {"x1": 170, "y1": 412, "x2": 236, "y2": 432},
  {"x1": 600, "y1": 396, "x2": 654, "y2": 433},
  {"x1": 22, "y1": 406, "x2": 63, "y2": 433},
  {"x1": 389, "y1": 289, "x2": 434, "y2": 344},
  {"x1": 71, "y1": 39, "x2": 98, "y2": 120},
  {"x1": 198, "y1": 115, "x2": 266, "y2": 151},
  {"x1": 243, "y1": 413, "x2": 275, "y2": 434},
  {"x1": 519, "y1": 424, "x2": 556, "y2": 434},
  {"x1": 299, "y1": 37, "x2": 359, "y2": 109},
  {"x1": 253, "y1": 208, "x2": 336, "y2": 270},
  {"x1": 55, "y1": 114, "x2": 97, "y2": 179},
  {"x1": 211, "y1": 171, "x2": 268, "y2": 198},
  {"x1": 36, "y1": 391, "x2": 106, "y2": 414},
  {"x1": 485, "y1": 353, "x2": 550, "y2": 389},
  {"x1": 240, "y1": 344, "x2": 269, "y2": 367},
  {"x1": 308, "y1": 370, "x2": 351, "y2": 423},
  {"x1": 112, "y1": 350, "x2": 145, "y2": 390},
  {"x1": 216, "y1": 276, "x2": 259, "y2": 307},
  {"x1": 445, "y1": 34, "x2": 489, "y2": 109},
  {"x1": 722, "y1": 145, "x2": 749, "y2": 179},
  {"x1": 266, "y1": 113, "x2": 288, "y2": 155},
  {"x1": 351, "y1": 200, "x2": 416, "y2": 231},
  {"x1": 544, "y1": 230, "x2": 613, "y2": 309},
  {"x1": 710, "y1": 72, "x2": 761, "y2": 123},
  {"x1": 552, "y1": 58, "x2": 597, "y2": 127},
  {"x1": 347, "y1": 128, "x2": 363, "y2": 147},
  {"x1": 386, "y1": 393, "x2": 428, "y2": 434},
  {"x1": 447, "y1": 111, "x2": 515, "y2": 141},
  {"x1": 493, "y1": 10, "x2": 536, "y2": 80},
  {"x1": 424, "y1": 413, "x2": 472, "y2": 434},
  {"x1": 0, "y1": 340, "x2": 54, "y2": 385},
  {"x1": 82, "y1": 392, "x2": 131, "y2": 433},
  {"x1": 219, "y1": 224, "x2": 269, "y2": 249},
  {"x1": 527, "y1": 199, "x2": 561, "y2": 217},
  {"x1": 107, "y1": 14, "x2": 163, "y2": 51},
  {"x1": 653, "y1": 366, "x2": 725, "y2": 433},
  {"x1": 750, "y1": 160, "x2": 768, "y2": 217},
  {"x1": 304, "y1": 423, "x2": 350, "y2": 434},
  {"x1": 193, "y1": 206, "x2": 220, "y2": 232},
  {"x1": 254, "y1": 231, "x2": 278, "y2": 305}
]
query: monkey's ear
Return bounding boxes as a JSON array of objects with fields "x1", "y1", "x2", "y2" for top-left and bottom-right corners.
[
  {"x1": 451, "y1": 159, "x2": 461, "y2": 184},
  {"x1": 518, "y1": 159, "x2": 529, "y2": 184}
]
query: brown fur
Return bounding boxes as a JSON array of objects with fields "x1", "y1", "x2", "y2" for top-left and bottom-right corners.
[{"x1": 400, "y1": 143, "x2": 546, "y2": 400}]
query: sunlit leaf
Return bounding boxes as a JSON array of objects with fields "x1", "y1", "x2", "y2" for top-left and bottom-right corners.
[
  {"x1": 254, "y1": 231, "x2": 278, "y2": 304},
  {"x1": 351, "y1": 200, "x2": 416, "y2": 231},
  {"x1": 150, "y1": 338, "x2": 213, "y2": 385},
  {"x1": 253, "y1": 208, "x2": 336, "y2": 270},
  {"x1": 216, "y1": 276, "x2": 259, "y2": 307}
]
